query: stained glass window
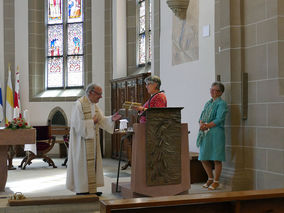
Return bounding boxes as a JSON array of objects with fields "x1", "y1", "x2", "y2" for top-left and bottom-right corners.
[
  {"x1": 138, "y1": 0, "x2": 151, "y2": 66},
  {"x1": 67, "y1": 23, "x2": 83, "y2": 55},
  {"x1": 46, "y1": 0, "x2": 84, "y2": 89},
  {"x1": 149, "y1": 0, "x2": 152, "y2": 30},
  {"x1": 67, "y1": 56, "x2": 83, "y2": 87},
  {"x1": 67, "y1": 0, "x2": 83, "y2": 23},
  {"x1": 48, "y1": 0, "x2": 63, "y2": 24},
  {"x1": 139, "y1": 34, "x2": 146, "y2": 64},
  {"x1": 47, "y1": 58, "x2": 64, "y2": 88},
  {"x1": 48, "y1": 25, "x2": 63, "y2": 56},
  {"x1": 139, "y1": 2, "x2": 145, "y2": 33}
]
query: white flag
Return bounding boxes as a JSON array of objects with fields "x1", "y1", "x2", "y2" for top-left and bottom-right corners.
[
  {"x1": 14, "y1": 66, "x2": 21, "y2": 116},
  {"x1": 6, "y1": 66, "x2": 14, "y2": 124}
]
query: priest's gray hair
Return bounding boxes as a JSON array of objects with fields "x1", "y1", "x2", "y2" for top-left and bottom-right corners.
[{"x1": 85, "y1": 83, "x2": 100, "y2": 95}]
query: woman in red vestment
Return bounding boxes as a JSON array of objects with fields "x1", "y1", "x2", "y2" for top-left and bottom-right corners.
[{"x1": 133, "y1": 75, "x2": 167, "y2": 123}]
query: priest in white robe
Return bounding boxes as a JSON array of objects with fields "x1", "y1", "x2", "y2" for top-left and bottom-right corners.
[{"x1": 66, "y1": 83, "x2": 121, "y2": 195}]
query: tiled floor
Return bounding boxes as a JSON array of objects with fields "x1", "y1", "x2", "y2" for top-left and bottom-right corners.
[
  {"x1": 1, "y1": 158, "x2": 131, "y2": 200},
  {"x1": 0, "y1": 157, "x2": 231, "y2": 212}
]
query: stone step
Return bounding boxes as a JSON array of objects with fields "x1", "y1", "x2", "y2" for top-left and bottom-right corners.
[{"x1": 0, "y1": 195, "x2": 100, "y2": 213}]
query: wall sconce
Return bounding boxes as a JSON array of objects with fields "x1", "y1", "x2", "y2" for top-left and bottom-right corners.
[{"x1": 167, "y1": 0, "x2": 190, "y2": 20}]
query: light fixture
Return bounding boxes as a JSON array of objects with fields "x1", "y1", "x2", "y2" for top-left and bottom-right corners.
[{"x1": 166, "y1": 0, "x2": 190, "y2": 20}]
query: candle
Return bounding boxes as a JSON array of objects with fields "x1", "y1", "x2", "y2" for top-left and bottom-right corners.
[
  {"x1": 23, "y1": 109, "x2": 30, "y2": 125},
  {"x1": 13, "y1": 107, "x2": 19, "y2": 119}
]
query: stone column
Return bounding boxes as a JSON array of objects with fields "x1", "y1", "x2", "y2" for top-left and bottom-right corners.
[{"x1": 216, "y1": 0, "x2": 284, "y2": 191}]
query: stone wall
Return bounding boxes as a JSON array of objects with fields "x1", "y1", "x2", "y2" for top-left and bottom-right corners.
[{"x1": 216, "y1": 0, "x2": 284, "y2": 190}]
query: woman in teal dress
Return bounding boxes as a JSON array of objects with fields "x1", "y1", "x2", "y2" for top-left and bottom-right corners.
[{"x1": 196, "y1": 82, "x2": 228, "y2": 190}]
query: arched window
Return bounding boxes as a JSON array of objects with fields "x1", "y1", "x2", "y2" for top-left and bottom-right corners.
[
  {"x1": 137, "y1": 0, "x2": 151, "y2": 66},
  {"x1": 46, "y1": 0, "x2": 84, "y2": 89}
]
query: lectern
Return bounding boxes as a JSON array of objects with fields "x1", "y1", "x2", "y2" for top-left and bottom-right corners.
[
  {"x1": 114, "y1": 107, "x2": 190, "y2": 198},
  {"x1": 0, "y1": 128, "x2": 36, "y2": 191}
]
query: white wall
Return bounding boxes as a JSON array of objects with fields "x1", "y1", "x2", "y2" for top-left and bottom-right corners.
[
  {"x1": 112, "y1": 0, "x2": 127, "y2": 79},
  {"x1": 0, "y1": 0, "x2": 4, "y2": 127},
  {"x1": 160, "y1": 0, "x2": 215, "y2": 152}
]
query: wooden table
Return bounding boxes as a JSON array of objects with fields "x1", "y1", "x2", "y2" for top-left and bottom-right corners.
[{"x1": 0, "y1": 128, "x2": 36, "y2": 191}]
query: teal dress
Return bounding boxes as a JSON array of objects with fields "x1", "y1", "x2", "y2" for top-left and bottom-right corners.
[{"x1": 197, "y1": 97, "x2": 228, "y2": 161}]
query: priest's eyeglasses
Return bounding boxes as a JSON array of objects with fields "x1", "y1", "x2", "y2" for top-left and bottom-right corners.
[{"x1": 90, "y1": 90, "x2": 103, "y2": 97}]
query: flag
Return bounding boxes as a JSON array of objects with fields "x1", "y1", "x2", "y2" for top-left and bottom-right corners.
[
  {"x1": 14, "y1": 66, "x2": 21, "y2": 117},
  {"x1": 0, "y1": 82, "x2": 3, "y2": 123},
  {"x1": 6, "y1": 65, "x2": 14, "y2": 124}
]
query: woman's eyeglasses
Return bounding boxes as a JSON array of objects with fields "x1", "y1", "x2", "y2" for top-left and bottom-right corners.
[
  {"x1": 146, "y1": 81, "x2": 155, "y2": 86},
  {"x1": 210, "y1": 88, "x2": 221, "y2": 92}
]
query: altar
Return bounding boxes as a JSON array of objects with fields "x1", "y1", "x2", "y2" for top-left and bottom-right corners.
[{"x1": 0, "y1": 128, "x2": 36, "y2": 191}]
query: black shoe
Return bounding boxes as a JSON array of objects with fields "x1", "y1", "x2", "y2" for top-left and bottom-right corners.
[
  {"x1": 8, "y1": 166, "x2": 16, "y2": 170},
  {"x1": 76, "y1": 192, "x2": 90, "y2": 195},
  {"x1": 95, "y1": 192, "x2": 102, "y2": 196}
]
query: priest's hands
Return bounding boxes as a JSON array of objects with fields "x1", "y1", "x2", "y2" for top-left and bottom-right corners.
[
  {"x1": 112, "y1": 112, "x2": 122, "y2": 121},
  {"x1": 93, "y1": 115, "x2": 100, "y2": 124}
]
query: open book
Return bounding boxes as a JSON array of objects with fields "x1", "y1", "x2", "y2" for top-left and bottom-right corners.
[{"x1": 122, "y1": 101, "x2": 142, "y2": 109}]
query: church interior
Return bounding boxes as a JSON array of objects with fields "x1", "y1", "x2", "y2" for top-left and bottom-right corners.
[{"x1": 0, "y1": 0, "x2": 284, "y2": 212}]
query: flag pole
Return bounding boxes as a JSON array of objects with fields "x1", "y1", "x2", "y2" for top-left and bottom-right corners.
[{"x1": 14, "y1": 65, "x2": 21, "y2": 118}]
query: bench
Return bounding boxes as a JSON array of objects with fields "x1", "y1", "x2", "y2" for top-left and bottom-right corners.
[
  {"x1": 100, "y1": 188, "x2": 284, "y2": 213},
  {"x1": 189, "y1": 152, "x2": 207, "y2": 183}
]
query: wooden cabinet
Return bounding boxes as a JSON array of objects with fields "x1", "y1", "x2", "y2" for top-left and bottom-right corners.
[{"x1": 111, "y1": 73, "x2": 150, "y2": 160}]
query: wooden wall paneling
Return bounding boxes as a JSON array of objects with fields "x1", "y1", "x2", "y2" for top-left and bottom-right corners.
[
  {"x1": 117, "y1": 81, "x2": 127, "y2": 109},
  {"x1": 136, "y1": 77, "x2": 145, "y2": 105},
  {"x1": 126, "y1": 78, "x2": 138, "y2": 126},
  {"x1": 127, "y1": 79, "x2": 137, "y2": 102},
  {"x1": 110, "y1": 73, "x2": 151, "y2": 161}
]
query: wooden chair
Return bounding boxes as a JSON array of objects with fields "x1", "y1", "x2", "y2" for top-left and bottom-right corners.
[
  {"x1": 19, "y1": 126, "x2": 57, "y2": 169},
  {"x1": 61, "y1": 134, "x2": 69, "y2": 166},
  {"x1": 50, "y1": 126, "x2": 70, "y2": 166}
]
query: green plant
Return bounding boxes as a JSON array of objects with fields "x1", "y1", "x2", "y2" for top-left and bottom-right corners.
[{"x1": 5, "y1": 118, "x2": 30, "y2": 130}]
